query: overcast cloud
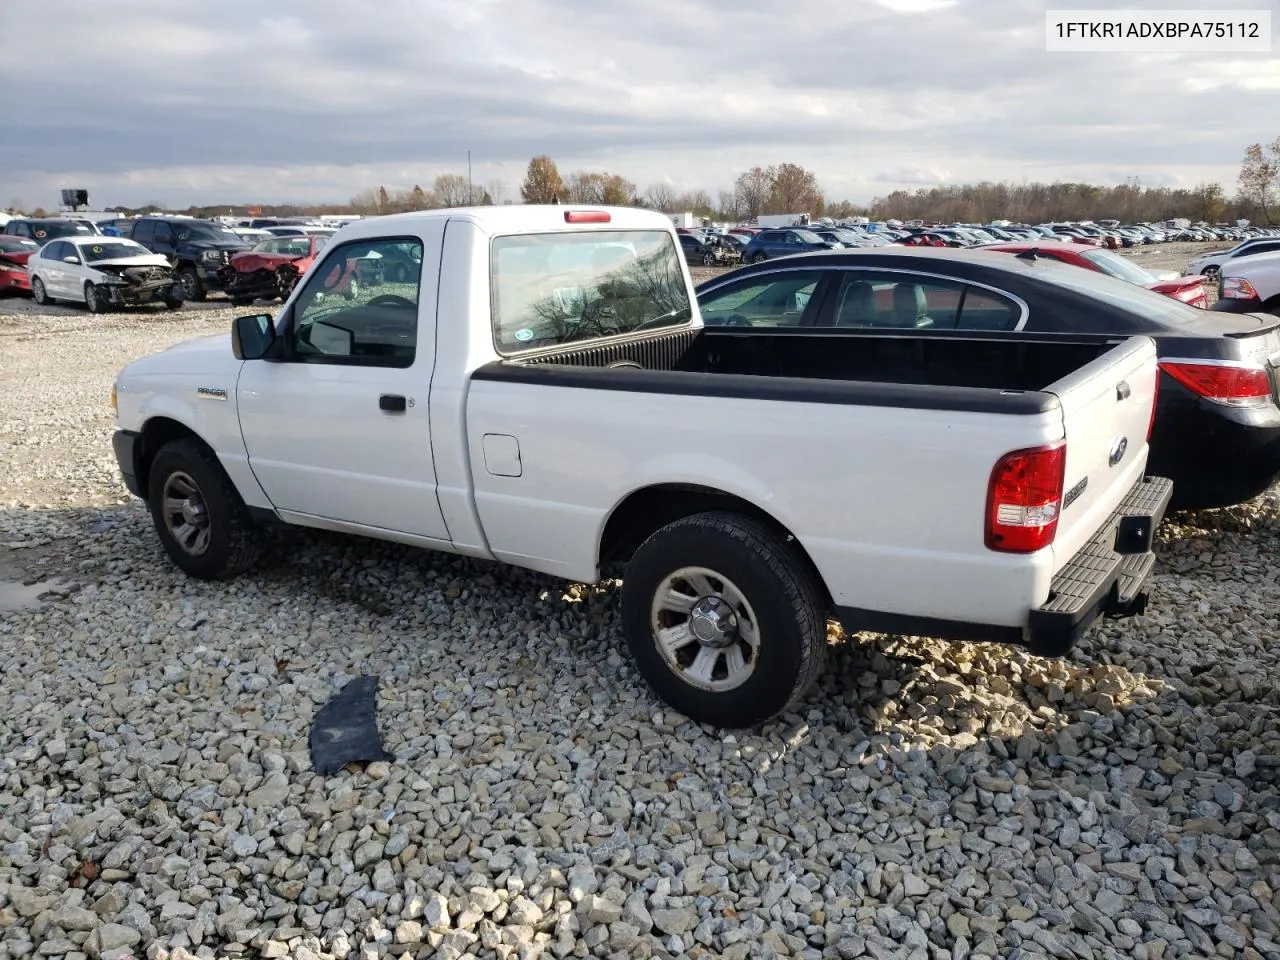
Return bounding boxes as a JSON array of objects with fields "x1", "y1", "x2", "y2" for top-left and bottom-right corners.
[{"x1": 1, "y1": 0, "x2": 1277, "y2": 208}]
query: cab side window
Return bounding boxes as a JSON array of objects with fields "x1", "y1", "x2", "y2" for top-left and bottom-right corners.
[{"x1": 286, "y1": 237, "x2": 423, "y2": 368}]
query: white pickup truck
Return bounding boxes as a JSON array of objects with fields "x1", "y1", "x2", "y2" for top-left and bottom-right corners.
[{"x1": 111, "y1": 205, "x2": 1172, "y2": 727}]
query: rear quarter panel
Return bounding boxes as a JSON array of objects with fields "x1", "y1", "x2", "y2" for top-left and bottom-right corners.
[{"x1": 465, "y1": 378, "x2": 1067, "y2": 628}]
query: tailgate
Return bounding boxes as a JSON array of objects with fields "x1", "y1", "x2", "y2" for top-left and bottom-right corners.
[{"x1": 1045, "y1": 335, "x2": 1159, "y2": 572}]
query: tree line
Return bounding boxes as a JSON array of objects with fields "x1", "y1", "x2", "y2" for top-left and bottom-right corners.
[{"x1": 10, "y1": 136, "x2": 1276, "y2": 225}]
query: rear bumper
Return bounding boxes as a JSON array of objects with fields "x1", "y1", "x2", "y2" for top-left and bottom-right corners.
[
  {"x1": 832, "y1": 474, "x2": 1173, "y2": 657},
  {"x1": 1027, "y1": 474, "x2": 1173, "y2": 656},
  {"x1": 113, "y1": 429, "x2": 143, "y2": 498}
]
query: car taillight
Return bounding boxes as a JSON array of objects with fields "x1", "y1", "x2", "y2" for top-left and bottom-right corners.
[
  {"x1": 1219, "y1": 276, "x2": 1259, "y2": 300},
  {"x1": 1159, "y1": 360, "x2": 1271, "y2": 407},
  {"x1": 985, "y1": 441, "x2": 1067, "y2": 553}
]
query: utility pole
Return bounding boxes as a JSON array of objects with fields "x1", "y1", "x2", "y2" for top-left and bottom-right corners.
[{"x1": 467, "y1": 151, "x2": 473, "y2": 205}]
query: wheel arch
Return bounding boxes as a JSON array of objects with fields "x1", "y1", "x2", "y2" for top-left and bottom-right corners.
[
  {"x1": 598, "y1": 482, "x2": 832, "y2": 608},
  {"x1": 135, "y1": 416, "x2": 210, "y2": 495}
]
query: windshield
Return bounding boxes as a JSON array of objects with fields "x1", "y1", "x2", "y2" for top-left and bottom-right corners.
[
  {"x1": 0, "y1": 237, "x2": 39, "y2": 252},
  {"x1": 81, "y1": 241, "x2": 151, "y2": 262},
  {"x1": 1081, "y1": 249, "x2": 1156, "y2": 285},
  {"x1": 26, "y1": 221, "x2": 93, "y2": 242},
  {"x1": 491, "y1": 229, "x2": 691, "y2": 353},
  {"x1": 172, "y1": 221, "x2": 241, "y2": 243},
  {"x1": 792, "y1": 230, "x2": 823, "y2": 244}
]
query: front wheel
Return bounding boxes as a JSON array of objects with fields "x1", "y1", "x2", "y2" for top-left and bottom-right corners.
[
  {"x1": 1201, "y1": 265, "x2": 1220, "y2": 279},
  {"x1": 751, "y1": 252, "x2": 767, "y2": 264},
  {"x1": 84, "y1": 283, "x2": 109, "y2": 314},
  {"x1": 176, "y1": 265, "x2": 207, "y2": 302},
  {"x1": 147, "y1": 439, "x2": 263, "y2": 580},
  {"x1": 620, "y1": 512, "x2": 827, "y2": 727},
  {"x1": 701, "y1": 252, "x2": 717, "y2": 267}
]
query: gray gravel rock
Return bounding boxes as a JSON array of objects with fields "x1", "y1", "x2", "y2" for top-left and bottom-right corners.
[{"x1": 2, "y1": 275, "x2": 1279, "y2": 960}]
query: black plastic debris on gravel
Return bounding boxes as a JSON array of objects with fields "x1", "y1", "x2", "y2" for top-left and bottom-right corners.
[{"x1": 309, "y1": 675, "x2": 394, "y2": 775}]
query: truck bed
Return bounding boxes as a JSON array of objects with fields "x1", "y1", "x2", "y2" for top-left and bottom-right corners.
[{"x1": 477, "y1": 325, "x2": 1122, "y2": 413}]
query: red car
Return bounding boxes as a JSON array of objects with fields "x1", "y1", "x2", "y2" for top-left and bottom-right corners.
[
  {"x1": 982, "y1": 242, "x2": 1209, "y2": 308},
  {"x1": 218, "y1": 234, "x2": 358, "y2": 304},
  {"x1": 0, "y1": 236, "x2": 39, "y2": 295}
]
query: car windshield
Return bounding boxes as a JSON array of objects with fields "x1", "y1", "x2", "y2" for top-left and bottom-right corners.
[
  {"x1": 793, "y1": 230, "x2": 823, "y2": 243},
  {"x1": 80, "y1": 241, "x2": 151, "y2": 262},
  {"x1": 491, "y1": 229, "x2": 691, "y2": 352},
  {"x1": 171, "y1": 221, "x2": 241, "y2": 242},
  {"x1": 0, "y1": 237, "x2": 39, "y2": 252},
  {"x1": 1080, "y1": 249, "x2": 1156, "y2": 285},
  {"x1": 26, "y1": 221, "x2": 93, "y2": 241}
]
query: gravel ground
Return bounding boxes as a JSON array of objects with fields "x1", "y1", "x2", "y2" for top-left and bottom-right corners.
[{"x1": 4, "y1": 242, "x2": 1280, "y2": 960}]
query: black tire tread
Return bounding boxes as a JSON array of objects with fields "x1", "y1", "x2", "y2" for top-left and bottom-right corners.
[
  {"x1": 622, "y1": 510, "x2": 826, "y2": 726},
  {"x1": 148, "y1": 438, "x2": 262, "y2": 579}
]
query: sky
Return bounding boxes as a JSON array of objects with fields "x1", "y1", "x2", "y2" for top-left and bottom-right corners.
[{"x1": 1, "y1": 0, "x2": 1277, "y2": 210}]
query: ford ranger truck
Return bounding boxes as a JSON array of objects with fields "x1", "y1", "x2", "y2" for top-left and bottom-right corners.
[{"x1": 110, "y1": 205, "x2": 1172, "y2": 728}]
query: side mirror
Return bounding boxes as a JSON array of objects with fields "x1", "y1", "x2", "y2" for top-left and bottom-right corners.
[
  {"x1": 64, "y1": 256, "x2": 80, "y2": 264},
  {"x1": 232, "y1": 314, "x2": 276, "y2": 360}
]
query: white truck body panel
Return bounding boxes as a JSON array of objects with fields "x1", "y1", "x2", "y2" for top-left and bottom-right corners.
[{"x1": 114, "y1": 204, "x2": 1165, "y2": 646}]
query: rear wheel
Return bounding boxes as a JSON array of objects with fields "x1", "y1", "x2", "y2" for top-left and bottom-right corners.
[
  {"x1": 620, "y1": 512, "x2": 827, "y2": 728},
  {"x1": 1201, "y1": 265, "x2": 1220, "y2": 280},
  {"x1": 84, "y1": 283, "x2": 109, "y2": 314},
  {"x1": 342, "y1": 275, "x2": 360, "y2": 301},
  {"x1": 147, "y1": 439, "x2": 263, "y2": 580},
  {"x1": 31, "y1": 276, "x2": 51, "y2": 305}
]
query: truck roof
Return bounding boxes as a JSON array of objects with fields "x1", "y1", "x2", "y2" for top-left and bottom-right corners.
[{"x1": 333, "y1": 204, "x2": 674, "y2": 242}]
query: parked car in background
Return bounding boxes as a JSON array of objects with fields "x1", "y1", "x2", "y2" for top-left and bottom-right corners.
[
  {"x1": 228, "y1": 227, "x2": 274, "y2": 244},
  {"x1": 218, "y1": 234, "x2": 354, "y2": 304},
  {"x1": 0, "y1": 236, "x2": 39, "y2": 295},
  {"x1": 741, "y1": 228, "x2": 839, "y2": 263},
  {"x1": 1213, "y1": 251, "x2": 1280, "y2": 317},
  {"x1": 28, "y1": 236, "x2": 184, "y2": 312},
  {"x1": 2, "y1": 218, "x2": 97, "y2": 245},
  {"x1": 1184, "y1": 237, "x2": 1280, "y2": 279},
  {"x1": 97, "y1": 218, "x2": 137, "y2": 238},
  {"x1": 695, "y1": 247, "x2": 1280, "y2": 509},
  {"x1": 981, "y1": 243, "x2": 1209, "y2": 308},
  {"x1": 677, "y1": 232, "x2": 732, "y2": 267},
  {"x1": 262, "y1": 225, "x2": 338, "y2": 239},
  {"x1": 128, "y1": 217, "x2": 249, "y2": 301}
]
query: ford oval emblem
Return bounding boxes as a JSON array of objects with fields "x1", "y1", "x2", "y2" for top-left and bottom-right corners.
[{"x1": 1108, "y1": 436, "x2": 1128, "y2": 467}]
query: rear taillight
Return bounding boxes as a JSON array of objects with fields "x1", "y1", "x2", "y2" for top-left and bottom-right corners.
[
  {"x1": 985, "y1": 442, "x2": 1067, "y2": 553},
  {"x1": 1159, "y1": 359, "x2": 1271, "y2": 407},
  {"x1": 1219, "y1": 276, "x2": 1259, "y2": 300}
]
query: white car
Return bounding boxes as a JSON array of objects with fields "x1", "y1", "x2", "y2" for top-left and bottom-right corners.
[
  {"x1": 1183, "y1": 236, "x2": 1280, "y2": 277},
  {"x1": 29, "y1": 236, "x2": 184, "y2": 313},
  {"x1": 1215, "y1": 250, "x2": 1280, "y2": 317}
]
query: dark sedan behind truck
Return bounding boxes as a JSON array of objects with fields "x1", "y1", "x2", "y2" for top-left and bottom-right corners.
[{"x1": 695, "y1": 247, "x2": 1280, "y2": 510}]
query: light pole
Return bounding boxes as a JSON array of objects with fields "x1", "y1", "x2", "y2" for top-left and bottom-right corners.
[{"x1": 467, "y1": 151, "x2": 473, "y2": 205}]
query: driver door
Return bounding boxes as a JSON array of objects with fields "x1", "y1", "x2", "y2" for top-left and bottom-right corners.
[{"x1": 235, "y1": 229, "x2": 450, "y2": 543}]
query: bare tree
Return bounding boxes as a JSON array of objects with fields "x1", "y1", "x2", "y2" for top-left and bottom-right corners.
[
  {"x1": 734, "y1": 167, "x2": 773, "y2": 219},
  {"x1": 486, "y1": 179, "x2": 507, "y2": 205},
  {"x1": 566, "y1": 172, "x2": 604, "y2": 203},
  {"x1": 716, "y1": 190, "x2": 742, "y2": 221},
  {"x1": 643, "y1": 182, "x2": 679, "y2": 212},
  {"x1": 1238, "y1": 139, "x2": 1280, "y2": 224},
  {"x1": 433, "y1": 174, "x2": 471, "y2": 208}
]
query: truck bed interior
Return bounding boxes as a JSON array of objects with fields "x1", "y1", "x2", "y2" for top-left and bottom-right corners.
[{"x1": 512, "y1": 325, "x2": 1122, "y2": 395}]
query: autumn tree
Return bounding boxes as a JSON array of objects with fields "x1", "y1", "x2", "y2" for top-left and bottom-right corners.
[
  {"x1": 1238, "y1": 139, "x2": 1280, "y2": 224},
  {"x1": 564, "y1": 172, "x2": 636, "y2": 205},
  {"x1": 407, "y1": 185, "x2": 431, "y2": 210},
  {"x1": 434, "y1": 173, "x2": 471, "y2": 207},
  {"x1": 766, "y1": 163, "x2": 824, "y2": 215},
  {"x1": 377, "y1": 186, "x2": 391, "y2": 213},
  {"x1": 521, "y1": 155, "x2": 565, "y2": 204},
  {"x1": 1191, "y1": 182, "x2": 1227, "y2": 223},
  {"x1": 734, "y1": 167, "x2": 772, "y2": 219}
]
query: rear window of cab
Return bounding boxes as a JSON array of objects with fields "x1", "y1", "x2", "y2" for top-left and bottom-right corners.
[{"x1": 490, "y1": 230, "x2": 692, "y2": 354}]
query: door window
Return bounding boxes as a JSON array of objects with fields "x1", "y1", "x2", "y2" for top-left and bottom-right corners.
[
  {"x1": 285, "y1": 237, "x2": 423, "y2": 367},
  {"x1": 828, "y1": 271, "x2": 1020, "y2": 331},
  {"x1": 43, "y1": 241, "x2": 67, "y2": 261},
  {"x1": 698, "y1": 271, "x2": 825, "y2": 327},
  {"x1": 131, "y1": 220, "x2": 156, "y2": 244},
  {"x1": 153, "y1": 222, "x2": 176, "y2": 245}
]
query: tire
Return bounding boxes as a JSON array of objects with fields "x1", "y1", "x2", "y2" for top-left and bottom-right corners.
[
  {"x1": 342, "y1": 275, "x2": 360, "y2": 301},
  {"x1": 1201, "y1": 265, "x2": 1219, "y2": 279},
  {"x1": 31, "y1": 275, "x2": 51, "y2": 305},
  {"x1": 231, "y1": 297, "x2": 254, "y2": 307},
  {"x1": 390, "y1": 263, "x2": 409, "y2": 284},
  {"x1": 701, "y1": 252, "x2": 717, "y2": 267},
  {"x1": 147, "y1": 438, "x2": 263, "y2": 580},
  {"x1": 751, "y1": 252, "x2": 768, "y2": 264},
  {"x1": 163, "y1": 299, "x2": 184, "y2": 311},
  {"x1": 620, "y1": 512, "x2": 827, "y2": 728},
  {"x1": 176, "y1": 265, "x2": 207, "y2": 302},
  {"x1": 84, "y1": 283, "x2": 109, "y2": 314}
]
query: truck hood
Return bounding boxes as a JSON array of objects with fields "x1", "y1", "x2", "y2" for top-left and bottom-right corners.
[{"x1": 121, "y1": 332, "x2": 239, "y2": 378}]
